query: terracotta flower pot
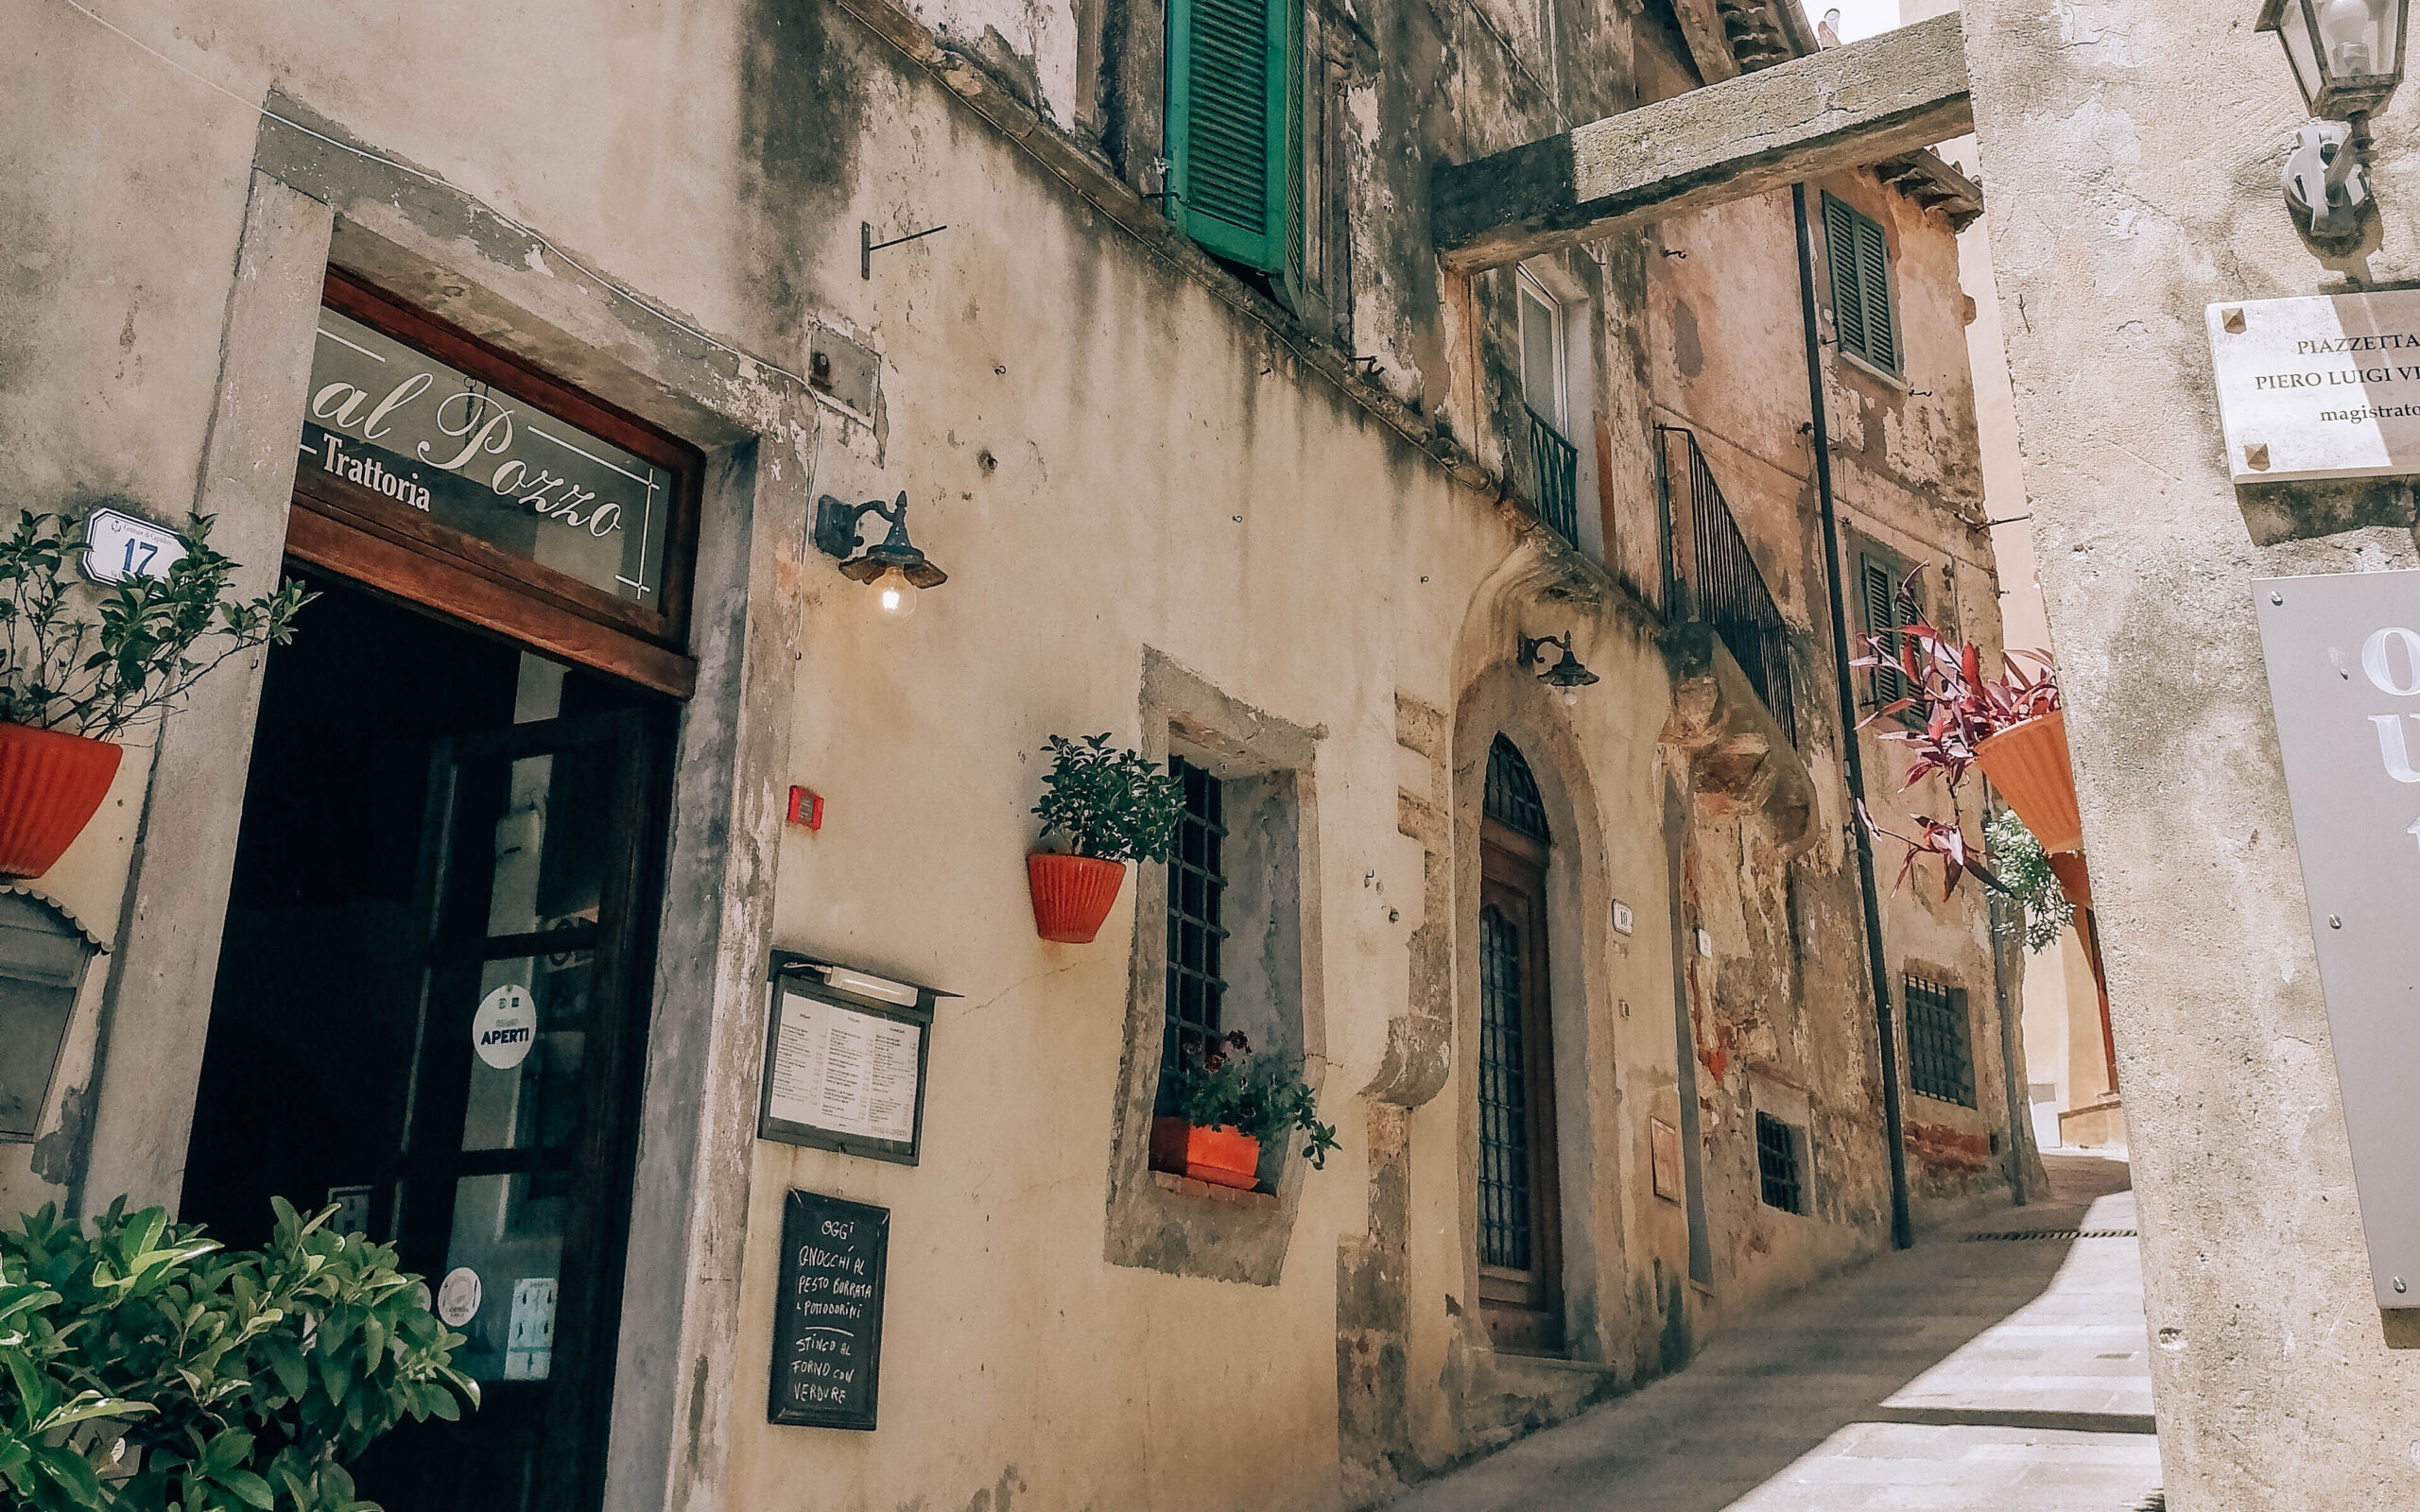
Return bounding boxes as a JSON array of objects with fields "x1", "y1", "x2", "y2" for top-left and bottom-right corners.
[
  {"x1": 0, "y1": 723, "x2": 122, "y2": 881},
  {"x1": 2047, "y1": 850, "x2": 2093, "y2": 913},
  {"x1": 1977, "y1": 708, "x2": 2083, "y2": 855},
  {"x1": 1150, "y1": 1117, "x2": 1262, "y2": 1190},
  {"x1": 1027, "y1": 852, "x2": 1128, "y2": 943}
]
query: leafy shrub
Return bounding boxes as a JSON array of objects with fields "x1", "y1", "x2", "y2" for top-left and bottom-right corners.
[
  {"x1": 0, "y1": 1198, "x2": 475, "y2": 1512},
  {"x1": 0, "y1": 507, "x2": 311, "y2": 741},
  {"x1": 1169, "y1": 1032, "x2": 1341, "y2": 1168},
  {"x1": 1031, "y1": 733, "x2": 1183, "y2": 863},
  {"x1": 1987, "y1": 808, "x2": 2075, "y2": 954}
]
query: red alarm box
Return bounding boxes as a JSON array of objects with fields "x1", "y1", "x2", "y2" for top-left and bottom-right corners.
[{"x1": 787, "y1": 787, "x2": 824, "y2": 831}]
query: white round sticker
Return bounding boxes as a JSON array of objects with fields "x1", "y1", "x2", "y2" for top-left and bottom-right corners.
[
  {"x1": 436, "y1": 1266, "x2": 482, "y2": 1328},
  {"x1": 473, "y1": 985, "x2": 537, "y2": 1070}
]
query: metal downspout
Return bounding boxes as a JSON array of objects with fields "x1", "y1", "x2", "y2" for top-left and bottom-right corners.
[{"x1": 1792, "y1": 182, "x2": 1914, "y2": 1250}]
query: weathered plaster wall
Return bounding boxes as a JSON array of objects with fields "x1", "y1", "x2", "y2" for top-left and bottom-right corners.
[{"x1": 1965, "y1": 1, "x2": 2420, "y2": 1503}]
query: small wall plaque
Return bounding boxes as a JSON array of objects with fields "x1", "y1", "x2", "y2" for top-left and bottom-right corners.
[
  {"x1": 758, "y1": 952, "x2": 948, "y2": 1165},
  {"x1": 1651, "y1": 1117, "x2": 1683, "y2": 1203},
  {"x1": 769, "y1": 1190, "x2": 889, "y2": 1430},
  {"x1": 2207, "y1": 289, "x2": 2420, "y2": 484}
]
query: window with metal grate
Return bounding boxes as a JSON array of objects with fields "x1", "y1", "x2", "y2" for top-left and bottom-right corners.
[
  {"x1": 1823, "y1": 193, "x2": 1899, "y2": 377},
  {"x1": 1755, "y1": 1111, "x2": 1805, "y2": 1215},
  {"x1": 1167, "y1": 0, "x2": 1301, "y2": 275},
  {"x1": 1159, "y1": 757, "x2": 1231, "y2": 1108},
  {"x1": 1905, "y1": 972, "x2": 1977, "y2": 1108},
  {"x1": 1484, "y1": 734, "x2": 1550, "y2": 844},
  {"x1": 1478, "y1": 902, "x2": 1533, "y2": 1268}
]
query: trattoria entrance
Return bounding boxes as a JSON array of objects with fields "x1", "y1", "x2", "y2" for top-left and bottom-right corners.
[{"x1": 178, "y1": 271, "x2": 701, "y2": 1512}]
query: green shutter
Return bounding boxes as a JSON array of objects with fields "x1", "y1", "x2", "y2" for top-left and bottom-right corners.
[
  {"x1": 1823, "y1": 194, "x2": 1899, "y2": 376},
  {"x1": 1861, "y1": 553, "x2": 1907, "y2": 710},
  {"x1": 1168, "y1": 0, "x2": 1296, "y2": 273},
  {"x1": 1856, "y1": 213, "x2": 1897, "y2": 373}
]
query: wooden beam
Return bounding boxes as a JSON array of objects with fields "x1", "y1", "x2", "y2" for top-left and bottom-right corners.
[{"x1": 1432, "y1": 11, "x2": 1971, "y2": 272}]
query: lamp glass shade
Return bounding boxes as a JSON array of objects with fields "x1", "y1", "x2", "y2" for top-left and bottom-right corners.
[
  {"x1": 2269, "y1": 0, "x2": 2408, "y2": 115},
  {"x1": 871, "y1": 565, "x2": 919, "y2": 623}
]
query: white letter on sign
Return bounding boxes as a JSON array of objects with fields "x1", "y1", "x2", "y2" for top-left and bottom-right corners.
[
  {"x1": 2374, "y1": 714, "x2": 2420, "y2": 783},
  {"x1": 2363, "y1": 627, "x2": 2420, "y2": 696}
]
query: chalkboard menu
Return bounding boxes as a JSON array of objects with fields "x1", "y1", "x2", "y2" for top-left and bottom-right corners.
[{"x1": 769, "y1": 1190, "x2": 890, "y2": 1430}]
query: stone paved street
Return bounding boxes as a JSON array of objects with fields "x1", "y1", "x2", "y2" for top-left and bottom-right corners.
[{"x1": 1393, "y1": 1155, "x2": 2163, "y2": 1512}]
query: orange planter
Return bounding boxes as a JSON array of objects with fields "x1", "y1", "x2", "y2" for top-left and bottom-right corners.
[
  {"x1": 1027, "y1": 852, "x2": 1128, "y2": 943},
  {"x1": 0, "y1": 723, "x2": 121, "y2": 880},
  {"x1": 1150, "y1": 1117, "x2": 1262, "y2": 1190},
  {"x1": 2047, "y1": 850, "x2": 2093, "y2": 913},
  {"x1": 1977, "y1": 709, "x2": 2083, "y2": 855}
]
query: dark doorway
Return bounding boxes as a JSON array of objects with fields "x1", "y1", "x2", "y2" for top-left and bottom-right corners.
[{"x1": 181, "y1": 573, "x2": 670, "y2": 1512}]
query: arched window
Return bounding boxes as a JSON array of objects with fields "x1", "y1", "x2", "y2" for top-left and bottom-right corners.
[{"x1": 1477, "y1": 735, "x2": 1562, "y2": 1353}]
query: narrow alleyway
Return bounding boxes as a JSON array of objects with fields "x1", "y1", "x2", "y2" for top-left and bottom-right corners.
[{"x1": 1394, "y1": 1155, "x2": 2161, "y2": 1511}]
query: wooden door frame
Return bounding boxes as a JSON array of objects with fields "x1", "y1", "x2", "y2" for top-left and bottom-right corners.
[{"x1": 1477, "y1": 819, "x2": 1564, "y2": 1354}]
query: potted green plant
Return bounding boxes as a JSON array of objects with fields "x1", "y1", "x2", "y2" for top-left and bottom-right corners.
[
  {"x1": 1028, "y1": 732, "x2": 1183, "y2": 944},
  {"x1": 0, "y1": 1197, "x2": 475, "y2": 1511},
  {"x1": 1151, "y1": 1031, "x2": 1340, "y2": 1191},
  {"x1": 0, "y1": 507, "x2": 310, "y2": 880}
]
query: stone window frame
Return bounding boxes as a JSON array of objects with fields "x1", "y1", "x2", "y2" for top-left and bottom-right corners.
[{"x1": 1101, "y1": 648, "x2": 1326, "y2": 1284}]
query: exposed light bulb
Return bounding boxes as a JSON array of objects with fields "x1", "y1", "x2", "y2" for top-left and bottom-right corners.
[
  {"x1": 871, "y1": 565, "x2": 919, "y2": 623},
  {"x1": 2322, "y1": 0, "x2": 2382, "y2": 74},
  {"x1": 1561, "y1": 687, "x2": 1581, "y2": 708}
]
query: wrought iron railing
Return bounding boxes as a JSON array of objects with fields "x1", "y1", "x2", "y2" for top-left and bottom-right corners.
[
  {"x1": 1526, "y1": 406, "x2": 1581, "y2": 544},
  {"x1": 1656, "y1": 426, "x2": 1799, "y2": 747}
]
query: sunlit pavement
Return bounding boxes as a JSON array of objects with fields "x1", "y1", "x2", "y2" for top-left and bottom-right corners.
[{"x1": 1392, "y1": 1155, "x2": 2162, "y2": 1512}]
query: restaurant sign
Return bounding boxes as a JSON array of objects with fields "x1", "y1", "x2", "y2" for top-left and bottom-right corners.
[
  {"x1": 301, "y1": 307, "x2": 673, "y2": 607},
  {"x1": 2255, "y1": 567, "x2": 2420, "y2": 1309}
]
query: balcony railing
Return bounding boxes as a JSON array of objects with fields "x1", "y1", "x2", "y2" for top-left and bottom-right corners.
[
  {"x1": 1656, "y1": 426, "x2": 1799, "y2": 747},
  {"x1": 1526, "y1": 406, "x2": 1581, "y2": 544}
]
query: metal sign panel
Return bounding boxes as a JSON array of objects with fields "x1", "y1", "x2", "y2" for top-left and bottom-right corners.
[
  {"x1": 2208, "y1": 289, "x2": 2420, "y2": 484},
  {"x1": 2256, "y1": 567, "x2": 2420, "y2": 1308}
]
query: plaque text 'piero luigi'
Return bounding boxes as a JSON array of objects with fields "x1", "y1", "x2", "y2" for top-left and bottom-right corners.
[{"x1": 2207, "y1": 289, "x2": 2420, "y2": 485}]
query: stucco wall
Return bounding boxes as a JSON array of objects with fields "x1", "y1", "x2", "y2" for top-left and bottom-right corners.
[{"x1": 1965, "y1": 1, "x2": 2420, "y2": 1504}]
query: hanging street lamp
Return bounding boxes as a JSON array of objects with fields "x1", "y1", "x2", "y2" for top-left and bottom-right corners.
[
  {"x1": 811, "y1": 490, "x2": 950, "y2": 623},
  {"x1": 2262, "y1": 0, "x2": 2411, "y2": 239}
]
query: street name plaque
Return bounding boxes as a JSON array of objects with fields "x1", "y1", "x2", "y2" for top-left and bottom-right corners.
[
  {"x1": 2208, "y1": 289, "x2": 2420, "y2": 484},
  {"x1": 2256, "y1": 567, "x2": 2420, "y2": 1309}
]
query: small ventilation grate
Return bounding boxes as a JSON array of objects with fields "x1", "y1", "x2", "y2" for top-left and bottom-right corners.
[{"x1": 1963, "y1": 1228, "x2": 2138, "y2": 1242}]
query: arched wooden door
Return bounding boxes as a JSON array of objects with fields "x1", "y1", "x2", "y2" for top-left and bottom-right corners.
[{"x1": 1477, "y1": 735, "x2": 1564, "y2": 1354}]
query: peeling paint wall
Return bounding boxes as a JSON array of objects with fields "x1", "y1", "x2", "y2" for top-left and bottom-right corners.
[{"x1": 0, "y1": 0, "x2": 2019, "y2": 1507}]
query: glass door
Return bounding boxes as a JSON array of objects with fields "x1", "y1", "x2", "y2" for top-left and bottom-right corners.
[{"x1": 369, "y1": 709, "x2": 661, "y2": 1512}]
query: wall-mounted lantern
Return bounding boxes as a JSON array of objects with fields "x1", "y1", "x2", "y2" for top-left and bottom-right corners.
[
  {"x1": 812, "y1": 491, "x2": 949, "y2": 623},
  {"x1": 2263, "y1": 0, "x2": 2410, "y2": 238},
  {"x1": 1518, "y1": 632, "x2": 1599, "y2": 706}
]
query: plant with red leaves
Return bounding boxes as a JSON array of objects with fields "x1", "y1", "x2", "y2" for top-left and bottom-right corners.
[{"x1": 1850, "y1": 566, "x2": 2060, "y2": 900}]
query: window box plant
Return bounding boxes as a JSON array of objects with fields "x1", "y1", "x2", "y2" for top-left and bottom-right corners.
[
  {"x1": 1028, "y1": 733, "x2": 1183, "y2": 944},
  {"x1": 0, "y1": 507, "x2": 309, "y2": 880},
  {"x1": 1150, "y1": 1031, "x2": 1340, "y2": 1191}
]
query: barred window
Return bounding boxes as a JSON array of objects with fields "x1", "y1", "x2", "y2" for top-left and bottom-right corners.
[
  {"x1": 1478, "y1": 903, "x2": 1533, "y2": 1269},
  {"x1": 1905, "y1": 972, "x2": 1976, "y2": 1108},
  {"x1": 1755, "y1": 1111, "x2": 1805, "y2": 1215},
  {"x1": 1159, "y1": 758, "x2": 1229, "y2": 1108},
  {"x1": 1484, "y1": 734, "x2": 1550, "y2": 843}
]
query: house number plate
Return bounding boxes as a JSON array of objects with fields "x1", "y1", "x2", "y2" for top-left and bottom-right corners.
[{"x1": 81, "y1": 507, "x2": 186, "y2": 586}]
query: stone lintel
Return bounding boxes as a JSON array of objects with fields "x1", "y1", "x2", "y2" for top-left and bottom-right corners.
[{"x1": 1431, "y1": 11, "x2": 1972, "y2": 272}]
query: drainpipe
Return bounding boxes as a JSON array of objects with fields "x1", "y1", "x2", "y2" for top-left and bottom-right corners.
[{"x1": 1792, "y1": 182, "x2": 1913, "y2": 1251}]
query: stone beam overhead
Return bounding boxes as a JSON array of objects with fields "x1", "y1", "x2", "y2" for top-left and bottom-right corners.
[{"x1": 1431, "y1": 11, "x2": 1971, "y2": 273}]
